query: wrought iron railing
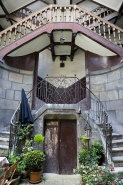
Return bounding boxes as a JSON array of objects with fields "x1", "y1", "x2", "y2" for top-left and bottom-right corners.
[
  {"x1": 9, "y1": 75, "x2": 112, "y2": 163},
  {"x1": 0, "y1": 5, "x2": 122, "y2": 50}
]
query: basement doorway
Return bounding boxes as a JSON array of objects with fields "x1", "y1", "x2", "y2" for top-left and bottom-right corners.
[{"x1": 44, "y1": 115, "x2": 77, "y2": 174}]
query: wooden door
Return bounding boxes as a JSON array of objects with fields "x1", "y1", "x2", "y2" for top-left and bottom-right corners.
[{"x1": 44, "y1": 119, "x2": 77, "y2": 174}]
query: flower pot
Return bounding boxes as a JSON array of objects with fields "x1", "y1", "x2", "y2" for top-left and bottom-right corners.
[{"x1": 29, "y1": 171, "x2": 42, "y2": 183}]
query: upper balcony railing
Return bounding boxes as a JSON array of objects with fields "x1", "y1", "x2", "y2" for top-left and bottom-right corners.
[{"x1": 0, "y1": 5, "x2": 123, "y2": 50}]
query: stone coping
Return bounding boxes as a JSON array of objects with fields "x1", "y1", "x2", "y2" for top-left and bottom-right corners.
[{"x1": 90, "y1": 61, "x2": 123, "y2": 76}]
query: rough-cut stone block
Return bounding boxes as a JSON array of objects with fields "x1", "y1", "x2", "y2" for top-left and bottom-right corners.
[
  {"x1": 0, "y1": 88, "x2": 6, "y2": 98},
  {"x1": 23, "y1": 75, "x2": 33, "y2": 84},
  {"x1": 9, "y1": 72, "x2": 23, "y2": 83},
  {"x1": 2, "y1": 69, "x2": 9, "y2": 80},
  {"x1": 107, "y1": 69, "x2": 120, "y2": 83},
  {"x1": 90, "y1": 74, "x2": 107, "y2": 85},
  {"x1": 119, "y1": 90, "x2": 123, "y2": 99},
  {"x1": 116, "y1": 111, "x2": 123, "y2": 124},
  {"x1": 107, "y1": 110, "x2": 116, "y2": 125},
  {"x1": 6, "y1": 89, "x2": 14, "y2": 100},
  {"x1": 106, "y1": 100, "x2": 123, "y2": 111},
  {"x1": 12, "y1": 82, "x2": 32, "y2": 91},
  {"x1": 14, "y1": 91, "x2": 21, "y2": 101},
  {"x1": 105, "y1": 79, "x2": 123, "y2": 91},
  {"x1": 0, "y1": 109, "x2": 14, "y2": 130},
  {"x1": 20, "y1": 70, "x2": 33, "y2": 75},
  {"x1": 0, "y1": 79, "x2": 11, "y2": 89},
  {"x1": 108, "y1": 90, "x2": 118, "y2": 100},
  {"x1": 120, "y1": 67, "x2": 123, "y2": 79},
  {"x1": 0, "y1": 99, "x2": 19, "y2": 110},
  {"x1": 90, "y1": 84, "x2": 105, "y2": 92},
  {"x1": 0, "y1": 68, "x2": 3, "y2": 78},
  {"x1": 100, "y1": 92, "x2": 108, "y2": 101}
]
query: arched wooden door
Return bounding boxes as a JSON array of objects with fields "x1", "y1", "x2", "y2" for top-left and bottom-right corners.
[{"x1": 44, "y1": 119, "x2": 77, "y2": 174}]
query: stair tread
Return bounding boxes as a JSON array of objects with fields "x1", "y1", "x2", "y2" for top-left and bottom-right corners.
[
  {"x1": 112, "y1": 147, "x2": 123, "y2": 151},
  {"x1": 112, "y1": 139, "x2": 123, "y2": 143},
  {"x1": 0, "y1": 131, "x2": 10, "y2": 134},
  {"x1": 112, "y1": 156, "x2": 123, "y2": 161},
  {"x1": 0, "y1": 145, "x2": 9, "y2": 149},
  {"x1": 112, "y1": 133, "x2": 122, "y2": 136},
  {"x1": 0, "y1": 137, "x2": 9, "y2": 141}
]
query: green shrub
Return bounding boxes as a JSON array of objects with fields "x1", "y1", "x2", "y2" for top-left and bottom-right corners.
[
  {"x1": 24, "y1": 150, "x2": 45, "y2": 172},
  {"x1": 34, "y1": 134, "x2": 44, "y2": 144}
]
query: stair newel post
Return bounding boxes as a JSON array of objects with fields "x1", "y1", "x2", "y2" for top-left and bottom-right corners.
[
  {"x1": 49, "y1": 5, "x2": 52, "y2": 23},
  {"x1": 3, "y1": 32, "x2": 7, "y2": 47},
  {"x1": 105, "y1": 122, "x2": 108, "y2": 166}
]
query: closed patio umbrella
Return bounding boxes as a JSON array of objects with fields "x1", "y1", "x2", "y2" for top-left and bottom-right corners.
[{"x1": 19, "y1": 88, "x2": 33, "y2": 125}]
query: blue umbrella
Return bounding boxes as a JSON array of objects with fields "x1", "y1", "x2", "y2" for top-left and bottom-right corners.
[{"x1": 19, "y1": 88, "x2": 33, "y2": 124}]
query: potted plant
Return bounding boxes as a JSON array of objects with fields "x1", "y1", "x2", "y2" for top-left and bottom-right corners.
[
  {"x1": 24, "y1": 150, "x2": 45, "y2": 183},
  {"x1": 34, "y1": 134, "x2": 44, "y2": 150}
]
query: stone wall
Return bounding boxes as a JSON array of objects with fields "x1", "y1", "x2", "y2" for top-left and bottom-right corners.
[
  {"x1": 90, "y1": 62, "x2": 123, "y2": 135},
  {"x1": 0, "y1": 63, "x2": 33, "y2": 131}
]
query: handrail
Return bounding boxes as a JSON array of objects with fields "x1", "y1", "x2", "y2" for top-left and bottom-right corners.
[{"x1": 0, "y1": 5, "x2": 123, "y2": 50}]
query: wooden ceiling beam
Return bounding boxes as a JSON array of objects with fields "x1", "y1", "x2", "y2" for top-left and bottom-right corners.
[
  {"x1": 49, "y1": 32, "x2": 56, "y2": 61},
  {"x1": 0, "y1": 14, "x2": 6, "y2": 18},
  {"x1": 70, "y1": 33, "x2": 76, "y2": 61},
  {"x1": 0, "y1": 0, "x2": 13, "y2": 25}
]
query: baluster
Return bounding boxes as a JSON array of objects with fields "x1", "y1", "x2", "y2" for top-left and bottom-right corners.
[
  {"x1": 64, "y1": 7, "x2": 66, "y2": 22},
  {"x1": 3, "y1": 32, "x2": 7, "y2": 47},
  {"x1": 103, "y1": 6, "x2": 105, "y2": 17},
  {"x1": 60, "y1": 7, "x2": 62, "y2": 22},
  {"x1": 18, "y1": 23, "x2": 22, "y2": 38},
  {"x1": 74, "y1": 5, "x2": 76, "y2": 22},
  {"x1": 113, "y1": 27, "x2": 117, "y2": 44},
  {"x1": 98, "y1": 19, "x2": 101, "y2": 35},
  {"x1": 45, "y1": 10, "x2": 48, "y2": 22},
  {"x1": 118, "y1": 30, "x2": 122, "y2": 47},
  {"x1": 108, "y1": 25, "x2": 111, "y2": 41},
  {"x1": 39, "y1": 13, "x2": 43, "y2": 26},
  {"x1": 55, "y1": 7, "x2": 57, "y2": 22},
  {"x1": 8, "y1": 29, "x2": 12, "y2": 44},
  {"x1": 83, "y1": 12, "x2": 86, "y2": 27},
  {"x1": 93, "y1": 17, "x2": 96, "y2": 32},
  {"x1": 21, "y1": 8, "x2": 23, "y2": 19},
  {"x1": 88, "y1": 15, "x2": 91, "y2": 29},
  {"x1": 35, "y1": 15, "x2": 37, "y2": 28},
  {"x1": 69, "y1": 7, "x2": 71, "y2": 22},
  {"x1": 49, "y1": 5, "x2": 52, "y2": 22},
  {"x1": 103, "y1": 22, "x2": 106, "y2": 39},
  {"x1": 28, "y1": 18, "x2": 31, "y2": 32},
  {"x1": 79, "y1": 10, "x2": 81, "y2": 24},
  {"x1": 99, "y1": 7, "x2": 102, "y2": 17},
  {"x1": 14, "y1": 26, "x2": 17, "y2": 41},
  {"x1": 24, "y1": 21, "x2": 27, "y2": 35},
  {"x1": 25, "y1": 9, "x2": 27, "y2": 17}
]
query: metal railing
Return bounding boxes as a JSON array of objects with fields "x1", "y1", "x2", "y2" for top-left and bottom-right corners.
[{"x1": 9, "y1": 75, "x2": 112, "y2": 163}]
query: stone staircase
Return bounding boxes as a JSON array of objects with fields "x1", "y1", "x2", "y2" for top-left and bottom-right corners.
[{"x1": 0, "y1": 130, "x2": 10, "y2": 156}]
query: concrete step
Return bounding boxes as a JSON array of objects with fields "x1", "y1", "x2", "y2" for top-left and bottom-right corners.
[
  {"x1": 112, "y1": 156, "x2": 123, "y2": 167},
  {"x1": 19, "y1": 173, "x2": 82, "y2": 185},
  {"x1": 112, "y1": 147, "x2": 123, "y2": 157},
  {"x1": 112, "y1": 133, "x2": 122, "y2": 140},
  {"x1": 0, "y1": 137, "x2": 9, "y2": 146},
  {"x1": 112, "y1": 139, "x2": 123, "y2": 148},
  {"x1": 0, "y1": 131, "x2": 10, "y2": 138}
]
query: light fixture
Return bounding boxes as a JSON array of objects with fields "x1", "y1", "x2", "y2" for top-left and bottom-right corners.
[
  {"x1": 84, "y1": 113, "x2": 92, "y2": 150},
  {"x1": 60, "y1": 31, "x2": 65, "y2": 44}
]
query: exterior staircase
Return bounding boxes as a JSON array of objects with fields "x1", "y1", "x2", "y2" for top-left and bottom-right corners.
[
  {"x1": 0, "y1": 4, "x2": 123, "y2": 60},
  {"x1": 0, "y1": 129, "x2": 10, "y2": 156}
]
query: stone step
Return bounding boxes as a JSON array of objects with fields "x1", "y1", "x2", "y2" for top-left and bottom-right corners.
[
  {"x1": 112, "y1": 156, "x2": 123, "y2": 167},
  {"x1": 19, "y1": 173, "x2": 82, "y2": 185},
  {"x1": 112, "y1": 139, "x2": 123, "y2": 148},
  {"x1": 0, "y1": 131, "x2": 10, "y2": 138},
  {"x1": 112, "y1": 133, "x2": 122, "y2": 140},
  {"x1": 112, "y1": 147, "x2": 123, "y2": 157},
  {"x1": 114, "y1": 167, "x2": 123, "y2": 179},
  {"x1": 0, "y1": 137, "x2": 9, "y2": 146},
  {"x1": 0, "y1": 145, "x2": 9, "y2": 156}
]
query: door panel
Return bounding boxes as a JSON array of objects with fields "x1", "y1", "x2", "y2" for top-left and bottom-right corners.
[
  {"x1": 44, "y1": 119, "x2": 77, "y2": 174},
  {"x1": 59, "y1": 120, "x2": 77, "y2": 174},
  {"x1": 44, "y1": 120, "x2": 59, "y2": 173}
]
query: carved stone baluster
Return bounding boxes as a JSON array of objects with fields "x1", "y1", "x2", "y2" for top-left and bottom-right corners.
[
  {"x1": 83, "y1": 12, "x2": 85, "y2": 27},
  {"x1": 103, "y1": 6, "x2": 105, "y2": 17},
  {"x1": 24, "y1": 21, "x2": 27, "y2": 35},
  {"x1": 84, "y1": 13, "x2": 87, "y2": 27},
  {"x1": 98, "y1": 19, "x2": 101, "y2": 35},
  {"x1": 64, "y1": 7, "x2": 66, "y2": 22},
  {"x1": 39, "y1": 13, "x2": 43, "y2": 26},
  {"x1": 60, "y1": 7, "x2": 62, "y2": 22},
  {"x1": 49, "y1": 5, "x2": 52, "y2": 22},
  {"x1": 108, "y1": 25, "x2": 111, "y2": 41},
  {"x1": 103, "y1": 22, "x2": 106, "y2": 39},
  {"x1": 69, "y1": 7, "x2": 71, "y2": 22},
  {"x1": 118, "y1": 30, "x2": 122, "y2": 47},
  {"x1": 74, "y1": 5, "x2": 76, "y2": 22},
  {"x1": 79, "y1": 10, "x2": 81, "y2": 24},
  {"x1": 45, "y1": 10, "x2": 48, "y2": 23},
  {"x1": 93, "y1": 17, "x2": 96, "y2": 33},
  {"x1": 14, "y1": 26, "x2": 17, "y2": 41},
  {"x1": 113, "y1": 28, "x2": 117, "y2": 45},
  {"x1": 19, "y1": 23, "x2": 22, "y2": 38},
  {"x1": 55, "y1": 7, "x2": 57, "y2": 22},
  {"x1": 99, "y1": 7, "x2": 102, "y2": 17},
  {"x1": 3, "y1": 32, "x2": 7, "y2": 47},
  {"x1": 88, "y1": 15, "x2": 91, "y2": 29},
  {"x1": 35, "y1": 15, "x2": 37, "y2": 28},
  {"x1": 28, "y1": 18, "x2": 31, "y2": 32},
  {"x1": 8, "y1": 29, "x2": 12, "y2": 44}
]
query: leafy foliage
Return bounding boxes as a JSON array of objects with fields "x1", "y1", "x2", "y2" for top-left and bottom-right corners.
[
  {"x1": 34, "y1": 134, "x2": 44, "y2": 144},
  {"x1": 22, "y1": 139, "x2": 33, "y2": 154},
  {"x1": 17, "y1": 124, "x2": 34, "y2": 140},
  {"x1": 24, "y1": 150, "x2": 45, "y2": 172}
]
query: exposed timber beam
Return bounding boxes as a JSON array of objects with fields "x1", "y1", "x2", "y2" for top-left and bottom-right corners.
[
  {"x1": 70, "y1": 33, "x2": 76, "y2": 61},
  {"x1": 0, "y1": 14, "x2": 6, "y2": 18},
  {"x1": 54, "y1": 0, "x2": 56, "y2": 4},
  {"x1": 70, "y1": 0, "x2": 72, "y2": 4},
  {"x1": 49, "y1": 32, "x2": 56, "y2": 61},
  {"x1": 0, "y1": 0, "x2": 13, "y2": 25}
]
